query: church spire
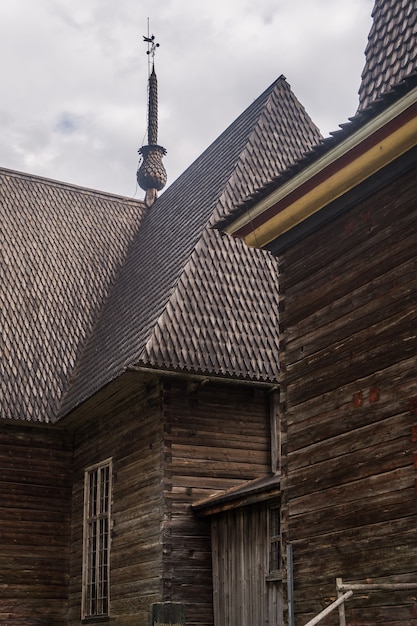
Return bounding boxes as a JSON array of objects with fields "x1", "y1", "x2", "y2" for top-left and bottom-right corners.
[{"x1": 137, "y1": 33, "x2": 167, "y2": 207}]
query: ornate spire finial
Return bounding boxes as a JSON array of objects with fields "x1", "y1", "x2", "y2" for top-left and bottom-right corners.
[{"x1": 137, "y1": 25, "x2": 167, "y2": 207}]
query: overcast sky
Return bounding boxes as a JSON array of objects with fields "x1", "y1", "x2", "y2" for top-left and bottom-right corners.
[{"x1": 0, "y1": 0, "x2": 374, "y2": 197}]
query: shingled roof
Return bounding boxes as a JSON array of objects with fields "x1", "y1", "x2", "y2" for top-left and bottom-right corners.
[
  {"x1": 1, "y1": 76, "x2": 322, "y2": 423},
  {"x1": 0, "y1": 171, "x2": 145, "y2": 422},
  {"x1": 61, "y1": 76, "x2": 322, "y2": 418},
  {"x1": 358, "y1": 0, "x2": 417, "y2": 111}
]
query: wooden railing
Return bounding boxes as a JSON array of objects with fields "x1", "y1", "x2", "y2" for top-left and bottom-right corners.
[
  {"x1": 303, "y1": 578, "x2": 417, "y2": 626},
  {"x1": 302, "y1": 589, "x2": 353, "y2": 626}
]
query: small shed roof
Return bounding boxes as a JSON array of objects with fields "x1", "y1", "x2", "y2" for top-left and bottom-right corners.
[{"x1": 193, "y1": 473, "x2": 280, "y2": 516}]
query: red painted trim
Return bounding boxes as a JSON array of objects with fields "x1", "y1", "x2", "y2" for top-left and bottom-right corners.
[{"x1": 234, "y1": 102, "x2": 417, "y2": 239}]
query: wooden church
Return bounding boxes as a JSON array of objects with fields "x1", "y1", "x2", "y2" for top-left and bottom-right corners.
[
  {"x1": 1, "y1": 22, "x2": 321, "y2": 626},
  {"x1": 2, "y1": 0, "x2": 416, "y2": 624}
]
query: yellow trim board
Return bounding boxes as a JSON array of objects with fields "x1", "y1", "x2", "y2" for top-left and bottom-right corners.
[
  {"x1": 226, "y1": 87, "x2": 417, "y2": 237},
  {"x1": 244, "y1": 115, "x2": 417, "y2": 249}
]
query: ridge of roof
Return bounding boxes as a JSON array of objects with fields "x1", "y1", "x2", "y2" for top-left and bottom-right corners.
[
  {"x1": 210, "y1": 76, "x2": 322, "y2": 226},
  {"x1": 138, "y1": 79, "x2": 322, "y2": 381},
  {"x1": 60, "y1": 76, "x2": 321, "y2": 418},
  {"x1": 0, "y1": 165, "x2": 147, "y2": 205}
]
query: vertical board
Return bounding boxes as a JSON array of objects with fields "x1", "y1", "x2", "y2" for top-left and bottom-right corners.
[{"x1": 211, "y1": 503, "x2": 283, "y2": 626}]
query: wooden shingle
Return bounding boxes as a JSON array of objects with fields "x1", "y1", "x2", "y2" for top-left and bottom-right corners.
[
  {"x1": 61, "y1": 77, "x2": 321, "y2": 417},
  {"x1": 358, "y1": 0, "x2": 417, "y2": 111},
  {"x1": 1, "y1": 77, "x2": 322, "y2": 423},
  {"x1": 0, "y1": 171, "x2": 145, "y2": 422}
]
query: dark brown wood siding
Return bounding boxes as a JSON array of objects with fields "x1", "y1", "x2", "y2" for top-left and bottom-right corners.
[
  {"x1": 279, "y1": 167, "x2": 417, "y2": 625},
  {"x1": 161, "y1": 379, "x2": 272, "y2": 626},
  {"x1": 68, "y1": 374, "x2": 164, "y2": 626},
  {"x1": 0, "y1": 422, "x2": 72, "y2": 625}
]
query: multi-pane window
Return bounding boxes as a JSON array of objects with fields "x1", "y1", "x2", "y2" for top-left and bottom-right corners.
[
  {"x1": 82, "y1": 459, "x2": 112, "y2": 620},
  {"x1": 268, "y1": 506, "x2": 281, "y2": 574}
]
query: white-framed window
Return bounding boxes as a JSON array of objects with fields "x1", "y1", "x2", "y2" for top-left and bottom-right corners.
[{"x1": 82, "y1": 458, "x2": 112, "y2": 620}]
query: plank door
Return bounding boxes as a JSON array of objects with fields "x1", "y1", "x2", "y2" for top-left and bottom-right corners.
[{"x1": 211, "y1": 502, "x2": 283, "y2": 626}]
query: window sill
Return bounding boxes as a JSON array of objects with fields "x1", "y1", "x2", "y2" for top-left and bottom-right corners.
[
  {"x1": 266, "y1": 571, "x2": 283, "y2": 582},
  {"x1": 82, "y1": 616, "x2": 110, "y2": 624}
]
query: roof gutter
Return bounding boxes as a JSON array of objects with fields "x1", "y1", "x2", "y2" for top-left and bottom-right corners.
[{"x1": 225, "y1": 86, "x2": 417, "y2": 249}]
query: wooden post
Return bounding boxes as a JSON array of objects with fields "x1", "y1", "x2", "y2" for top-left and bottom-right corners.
[
  {"x1": 303, "y1": 591, "x2": 353, "y2": 626},
  {"x1": 336, "y1": 578, "x2": 347, "y2": 626},
  {"x1": 150, "y1": 602, "x2": 185, "y2": 626},
  {"x1": 269, "y1": 388, "x2": 280, "y2": 474},
  {"x1": 287, "y1": 544, "x2": 295, "y2": 626}
]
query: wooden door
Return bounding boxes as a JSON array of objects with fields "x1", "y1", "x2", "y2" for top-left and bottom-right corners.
[{"x1": 211, "y1": 502, "x2": 283, "y2": 626}]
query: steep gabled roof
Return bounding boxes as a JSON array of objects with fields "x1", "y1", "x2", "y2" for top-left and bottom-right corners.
[
  {"x1": 1, "y1": 77, "x2": 321, "y2": 423},
  {"x1": 358, "y1": 0, "x2": 417, "y2": 111},
  {"x1": 0, "y1": 170, "x2": 145, "y2": 422},
  {"x1": 61, "y1": 76, "x2": 322, "y2": 418}
]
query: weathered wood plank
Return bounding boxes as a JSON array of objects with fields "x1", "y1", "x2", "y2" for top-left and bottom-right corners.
[
  {"x1": 68, "y1": 375, "x2": 164, "y2": 625},
  {"x1": 161, "y1": 379, "x2": 272, "y2": 626},
  {"x1": 278, "y1": 169, "x2": 417, "y2": 625},
  {"x1": 0, "y1": 423, "x2": 72, "y2": 623}
]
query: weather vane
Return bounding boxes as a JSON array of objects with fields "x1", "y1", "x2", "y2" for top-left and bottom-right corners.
[
  {"x1": 143, "y1": 34, "x2": 160, "y2": 59},
  {"x1": 143, "y1": 19, "x2": 160, "y2": 76}
]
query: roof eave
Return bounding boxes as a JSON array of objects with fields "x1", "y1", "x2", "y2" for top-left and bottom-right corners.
[
  {"x1": 193, "y1": 473, "x2": 280, "y2": 517},
  {"x1": 128, "y1": 364, "x2": 279, "y2": 388},
  {"x1": 223, "y1": 85, "x2": 417, "y2": 251}
]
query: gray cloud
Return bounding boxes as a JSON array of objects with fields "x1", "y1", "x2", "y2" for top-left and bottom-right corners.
[{"x1": 0, "y1": 0, "x2": 374, "y2": 196}]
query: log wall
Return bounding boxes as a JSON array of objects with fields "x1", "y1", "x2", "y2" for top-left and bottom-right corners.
[
  {"x1": 279, "y1": 168, "x2": 417, "y2": 624},
  {"x1": 0, "y1": 422, "x2": 72, "y2": 625},
  {"x1": 64, "y1": 373, "x2": 272, "y2": 625},
  {"x1": 68, "y1": 374, "x2": 164, "y2": 626},
  {"x1": 161, "y1": 379, "x2": 272, "y2": 626}
]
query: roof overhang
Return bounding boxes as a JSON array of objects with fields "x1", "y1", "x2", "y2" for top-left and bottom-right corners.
[
  {"x1": 223, "y1": 85, "x2": 417, "y2": 251},
  {"x1": 193, "y1": 473, "x2": 280, "y2": 517}
]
